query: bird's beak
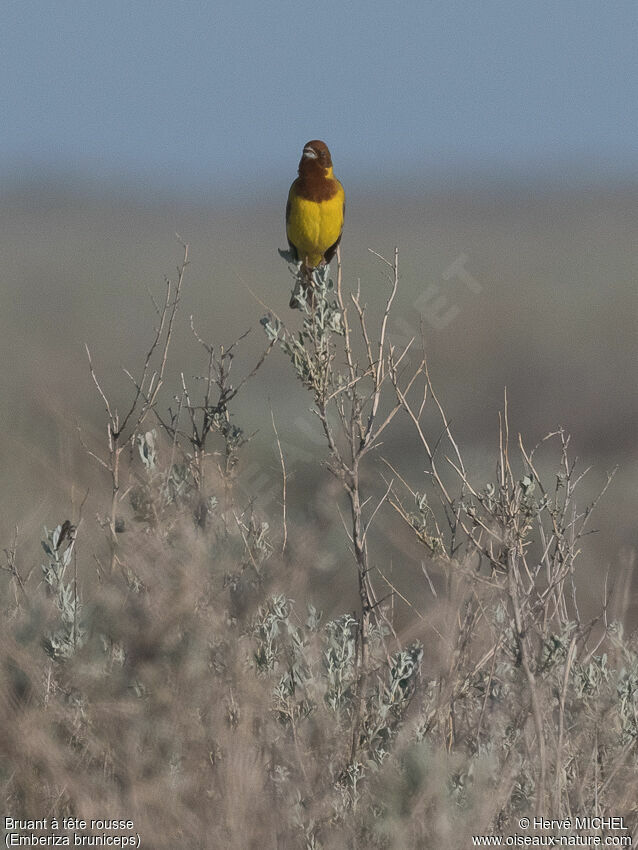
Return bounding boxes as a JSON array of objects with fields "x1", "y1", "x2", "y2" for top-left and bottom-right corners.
[{"x1": 302, "y1": 147, "x2": 318, "y2": 159}]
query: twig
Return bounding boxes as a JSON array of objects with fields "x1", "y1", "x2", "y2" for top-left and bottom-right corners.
[{"x1": 270, "y1": 407, "x2": 288, "y2": 554}]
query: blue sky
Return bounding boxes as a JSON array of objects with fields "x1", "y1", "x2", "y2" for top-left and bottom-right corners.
[{"x1": 2, "y1": 2, "x2": 636, "y2": 196}]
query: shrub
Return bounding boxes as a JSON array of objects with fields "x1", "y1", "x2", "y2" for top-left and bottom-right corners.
[{"x1": 1, "y1": 246, "x2": 635, "y2": 848}]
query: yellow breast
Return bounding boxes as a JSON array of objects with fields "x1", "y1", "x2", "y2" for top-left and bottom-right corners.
[{"x1": 286, "y1": 182, "x2": 344, "y2": 268}]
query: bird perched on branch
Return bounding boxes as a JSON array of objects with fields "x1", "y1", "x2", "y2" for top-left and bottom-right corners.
[{"x1": 285, "y1": 140, "x2": 345, "y2": 307}]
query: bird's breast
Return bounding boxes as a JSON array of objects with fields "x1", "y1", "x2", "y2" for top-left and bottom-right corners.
[{"x1": 286, "y1": 182, "x2": 344, "y2": 267}]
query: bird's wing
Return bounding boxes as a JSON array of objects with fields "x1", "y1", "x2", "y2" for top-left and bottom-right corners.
[
  {"x1": 323, "y1": 185, "x2": 345, "y2": 264},
  {"x1": 323, "y1": 232, "x2": 342, "y2": 265}
]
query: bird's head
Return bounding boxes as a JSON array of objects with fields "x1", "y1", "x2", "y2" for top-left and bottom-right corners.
[{"x1": 299, "y1": 140, "x2": 333, "y2": 175}]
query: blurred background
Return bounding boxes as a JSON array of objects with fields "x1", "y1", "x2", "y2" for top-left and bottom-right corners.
[{"x1": 1, "y1": 2, "x2": 636, "y2": 614}]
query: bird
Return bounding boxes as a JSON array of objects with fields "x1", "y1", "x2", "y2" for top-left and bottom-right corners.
[{"x1": 285, "y1": 140, "x2": 345, "y2": 307}]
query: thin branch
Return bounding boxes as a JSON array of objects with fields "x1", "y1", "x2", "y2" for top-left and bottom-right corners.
[{"x1": 271, "y1": 407, "x2": 288, "y2": 554}]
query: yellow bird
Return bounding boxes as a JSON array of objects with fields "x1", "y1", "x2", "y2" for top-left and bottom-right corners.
[{"x1": 285, "y1": 140, "x2": 345, "y2": 306}]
